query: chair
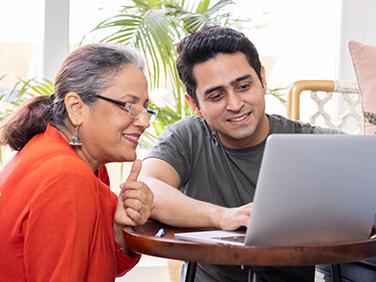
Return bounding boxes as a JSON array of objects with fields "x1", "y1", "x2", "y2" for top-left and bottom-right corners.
[{"x1": 287, "y1": 80, "x2": 362, "y2": 134}]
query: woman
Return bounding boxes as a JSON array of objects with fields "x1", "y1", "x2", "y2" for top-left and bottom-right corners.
[{"x1": 0, "y1": 44, "x2": 155, "y2": 281}]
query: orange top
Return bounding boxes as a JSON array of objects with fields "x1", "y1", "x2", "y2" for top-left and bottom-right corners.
[{"x1": 0, "y1": 125, "x2": 140, "y2": 281}]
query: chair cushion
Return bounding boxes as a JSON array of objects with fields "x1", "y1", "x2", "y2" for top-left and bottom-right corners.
[{"x1": 348, "y1": 40, "x2": 376, "y2": 134}]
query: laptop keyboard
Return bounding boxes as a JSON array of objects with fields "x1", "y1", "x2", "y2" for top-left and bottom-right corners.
[{"x1": 214, "y1": 235, "x2": 246, "y2": 243}]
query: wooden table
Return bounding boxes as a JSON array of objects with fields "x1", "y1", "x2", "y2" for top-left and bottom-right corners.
[{"x1": 124, "y1": 220, "x2": 376, "y2": 282}]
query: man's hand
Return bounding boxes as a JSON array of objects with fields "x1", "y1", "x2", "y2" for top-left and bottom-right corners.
[
  {"x1": 214, "y1": 202, "x2": 252, "y2": 231},
  {"x1": 114, "y1": 159, "x2": 154, "y2": 226}
]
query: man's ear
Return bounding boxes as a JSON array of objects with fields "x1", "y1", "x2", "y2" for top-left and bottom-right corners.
[
  {"x1": 64, "y1": 92, "x2": 87, "y2": 126},
  {"x1": 260, "y1": 66, "x2": 267, "y2": 89},
  {"x1": 185, "y1": 94, "x2": 202, "y2": 117}
]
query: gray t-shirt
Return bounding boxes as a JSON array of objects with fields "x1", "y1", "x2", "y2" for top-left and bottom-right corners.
[{"x1": 145, "y1": 114, "x2": 336, "y2": 282}]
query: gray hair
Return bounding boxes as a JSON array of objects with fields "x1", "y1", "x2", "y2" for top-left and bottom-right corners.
[
  {"x1": 0, "y1": 44, "x2": 145, "y2": 151},
  {"x1": 52, "y1": 44, "x2": 145, "y2": 125}
]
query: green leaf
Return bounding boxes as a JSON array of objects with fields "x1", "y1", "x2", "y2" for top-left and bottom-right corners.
[
  {"x1": 196, "y1": 0, "x2": 210, "y2": 14},
  {"x1": 205, "y1": 0, "x2": 234, "y2": 18},
  {"x1": 0, "y1": 76, "x2": 54, "y2": 122}
]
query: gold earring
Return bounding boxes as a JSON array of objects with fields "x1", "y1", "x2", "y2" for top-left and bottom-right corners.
[{"x1": 69, "y1": 125, "x2": 82, "y2": 147}]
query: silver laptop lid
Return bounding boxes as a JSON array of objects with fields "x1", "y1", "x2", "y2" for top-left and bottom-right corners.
[{"x1": 245, "y1": 134, "x2": 376, "y2": 246}]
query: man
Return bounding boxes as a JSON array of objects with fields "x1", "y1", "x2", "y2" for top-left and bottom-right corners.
[{"x1": 138, "y1": 26, "x2": 360, "y2": 281}]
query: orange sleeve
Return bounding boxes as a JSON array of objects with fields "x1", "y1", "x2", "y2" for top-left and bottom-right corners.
[
  {"x1": 23, "y1": 172, "x2": 97, "y2": 282},
  {"x1": 114, "y1": 243, "x2": 141, "y2": 276},
  {"x1": 110, "y1": 192, "x2": 142, "y2": 276}
]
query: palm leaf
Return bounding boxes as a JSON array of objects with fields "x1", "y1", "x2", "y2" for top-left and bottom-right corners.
[
  {"x1": 196, "y1": 0, "x2": 211, "y2": 14},
  {"x1": 169, "y1": 0, "x2": 235, "y2": 33},
  {"x1": 205, "y1": 0, "x2": 234, "y2": 17},
  {"x1": 0, "y1": 76, "x2": 54, "y2": 113},
  {"x1": 94, "y1": 7, "x2": 177, "y2": 91},
  {"x1": 89, "y1": 0, "x2": 240, "y2": 144},
  {"x1": 267, "y1": 86, "x2": 288, "y2": 106}
]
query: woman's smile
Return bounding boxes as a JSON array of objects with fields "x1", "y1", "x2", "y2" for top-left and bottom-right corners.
[{"x1": 122, "y1": 133, "x2": 141, "y2": 144}]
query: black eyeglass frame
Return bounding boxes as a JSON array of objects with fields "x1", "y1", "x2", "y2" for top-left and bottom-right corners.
[{"x1": 95, "y1": 94, "x2": 157, "y2": 122}]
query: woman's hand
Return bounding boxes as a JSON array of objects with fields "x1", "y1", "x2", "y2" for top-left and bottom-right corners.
[{"x1": 115, "y1": 159, "x2": 154, "y2": 226}]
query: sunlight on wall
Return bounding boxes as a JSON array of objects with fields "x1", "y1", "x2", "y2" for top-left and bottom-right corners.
[{"x1": 236, "y1": 0, "x2": 341, "y2": 84}]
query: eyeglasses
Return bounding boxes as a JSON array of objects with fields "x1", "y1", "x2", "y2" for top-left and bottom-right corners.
[{"x1": 95, "y1": 95, "x2": 158, "y2": 122}]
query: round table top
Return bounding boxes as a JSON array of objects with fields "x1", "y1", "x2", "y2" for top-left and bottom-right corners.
[{"x1": 124, "y1": 220, "x2": 376, "y2": 266}]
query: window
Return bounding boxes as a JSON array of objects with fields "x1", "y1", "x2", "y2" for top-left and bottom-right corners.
[
  {"x1": 235, "y1": 0, "x2": 341, "y2": 114},
  {"x1": 0, "y1": 0, "x2": 44, "y2": 88}
]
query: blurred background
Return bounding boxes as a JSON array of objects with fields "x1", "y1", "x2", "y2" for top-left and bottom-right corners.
[{"x1": 1, "y1": 0, "x2": 375, "y2": 281}]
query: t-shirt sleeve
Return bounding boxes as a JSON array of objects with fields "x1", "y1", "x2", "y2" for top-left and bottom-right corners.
[
  {"x1": 144, "y1": 119, "x2": 194, "y2": 186},
  {"x1": 269, "y1": 114, "x2": 345, "y2": 134},
  {"x1": 23, "y1": 172, "x2": 98, "y2": 282},
  {"x1": 310, "y1": 126, "x2": 344, "y2": 134}
]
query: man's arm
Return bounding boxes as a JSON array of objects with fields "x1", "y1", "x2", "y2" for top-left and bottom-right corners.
[{"x1": 139, "y1": 157, "x2": 251, "y2": 230}]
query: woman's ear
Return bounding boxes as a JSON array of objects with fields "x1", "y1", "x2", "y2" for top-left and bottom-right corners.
[
  {"x1": 185, "y1": 94, "x2": 202, "y2": 117},
  {"x1": 64, "y1": 92, "x2": 87, "y2": 126}
]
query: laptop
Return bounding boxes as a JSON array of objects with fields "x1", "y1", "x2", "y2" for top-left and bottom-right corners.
[{"x1": 175, "y1": 134, "x2": 376, "y2": 246}]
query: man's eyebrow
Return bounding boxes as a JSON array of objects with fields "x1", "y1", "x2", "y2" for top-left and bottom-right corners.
[
  {"x1": 203, "y1": 74, "x2": 254, "y2": 97},
  {"x1": 204, "y1": 86, "x2": 224, "y2": 97},
  {"x1": 230, "y1": 74, "x2": 253, "y2": 86}
]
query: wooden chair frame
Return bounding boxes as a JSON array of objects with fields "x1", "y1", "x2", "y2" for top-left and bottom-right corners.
[{"x1": 287, "y1": 80, "x2": 359, "y2": 120}]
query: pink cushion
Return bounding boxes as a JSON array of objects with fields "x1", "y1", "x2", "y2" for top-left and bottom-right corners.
[{"x1": 348, "y1": 40, "x2": 376, "y2": 134}]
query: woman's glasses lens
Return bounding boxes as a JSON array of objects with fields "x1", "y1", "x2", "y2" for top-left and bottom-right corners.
[{"x1": 128, "y1": 104, "x2": 157, "y2": 122}]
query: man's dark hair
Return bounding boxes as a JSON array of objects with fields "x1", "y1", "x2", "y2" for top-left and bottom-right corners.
[{"x1": 176, "y1": 26, "x2": 262, "y2": 103}]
